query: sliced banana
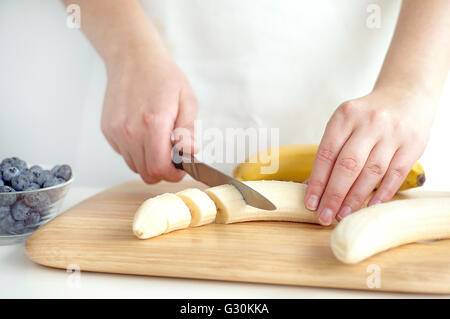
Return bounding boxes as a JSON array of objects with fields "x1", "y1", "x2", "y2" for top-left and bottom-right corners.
[
  {"x1": 133, "y1": 181, "x2": 319, "y2": 239},
  {"x1": 176, "y1": 188, "x2": 217, "y2": 227},
  {"x1": 331, "y1": 197, "x2": 450, "y2": 264},
  {"x1": 133, "y1": 193, "x2": 191, "y2": 239},
  {"x1": 133, "y1": 182, "x2": 450, "y2": 265}
]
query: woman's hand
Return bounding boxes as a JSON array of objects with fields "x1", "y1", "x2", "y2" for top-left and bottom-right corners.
[
  {"x1": 305, "y1": 88, "x2": 435, "y2": 225},
  {"x1": 304, "y1": 0, "x2": 450, "y2": 225},
  {"x1": 66, "y1": 0, "x2": 198, "y2": 184},
  {"x1": 101, "y1": 45, "x2": 198, "y2": 184}
]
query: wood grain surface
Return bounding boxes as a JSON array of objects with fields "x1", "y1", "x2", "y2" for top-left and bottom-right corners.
[{"x1": 25, "y1": 180, "x2": 450, "y2": 294}]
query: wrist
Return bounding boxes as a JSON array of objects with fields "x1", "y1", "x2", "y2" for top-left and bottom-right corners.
[
  {"x1": 373, "y1": 69, "x2": 444, "y2": 105},
  {"x1": 102, "y1": 26, "x2": 170, "y2": 76},
  {"x1": 106, "y1": 40, "x2": 163, "y2": 70},
  {"x1": 372, "y1": 81, "x2": 439, "y2": 106},
  {"x1": 369, "y1": 84, "x2": 438, "y2": 127}
]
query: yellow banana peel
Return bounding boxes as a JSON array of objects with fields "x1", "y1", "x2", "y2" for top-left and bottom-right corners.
[{"x1": 233, "y1": 144, "x2": 425, "y2": 192}]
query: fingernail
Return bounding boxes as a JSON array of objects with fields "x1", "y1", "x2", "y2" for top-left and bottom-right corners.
[
  {"x1": 318, "y1": 208, "x2": 333, "y2": 226},
  {"x1": 337, "y1": 206, "x2": 352, "y2": 221},
  {"x1": 368, "y1": 199, "x2": 382, "y2": 207},
  {"x1": 306, "y1": 195, "x2": 319, "y2": 210}
]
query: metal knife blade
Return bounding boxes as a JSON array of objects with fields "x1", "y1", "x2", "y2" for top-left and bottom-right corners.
[{"x1": 172, "y1": 148, "x2": 276, "y2": 211}]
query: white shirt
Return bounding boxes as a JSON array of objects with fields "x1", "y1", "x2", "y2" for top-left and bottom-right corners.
[
  {"x1": 139, "y1": 0, "x2": 401, "y2": 150},
  {"x1": 119, "y1": 0, "x2": 449, "y2": 187}
]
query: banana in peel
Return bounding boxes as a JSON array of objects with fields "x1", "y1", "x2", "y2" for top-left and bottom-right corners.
[{"x1": 232, "y1": 144, "x2": 426, "y2": 191}]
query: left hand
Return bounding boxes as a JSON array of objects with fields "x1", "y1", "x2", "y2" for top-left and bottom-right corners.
[{"x1": 304, "y1": 87, "x2": 435, "y2": 225}]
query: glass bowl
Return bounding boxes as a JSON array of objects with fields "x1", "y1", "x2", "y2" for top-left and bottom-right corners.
[{"x1": 0, "y1": 177, "x2": 73, "y2": 245}]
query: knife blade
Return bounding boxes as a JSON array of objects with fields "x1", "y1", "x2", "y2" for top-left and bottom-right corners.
[{"x1": 172, "y1": 147, "x2": 277, "y2": 211}]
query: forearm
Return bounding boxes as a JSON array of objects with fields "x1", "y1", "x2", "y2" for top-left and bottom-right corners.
[
  {"x1": 375, "y1": 0, "x2": 450, "y2": 102},
  {"x1": 63, "y1": 0, "x2": 167, "y2": 69}
]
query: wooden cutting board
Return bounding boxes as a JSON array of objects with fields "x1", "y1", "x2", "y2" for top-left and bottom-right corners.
[{"x1": 25, "y1": 180, "x2": 450, "y2": 294}]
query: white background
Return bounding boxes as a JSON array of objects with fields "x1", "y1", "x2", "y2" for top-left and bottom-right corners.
[
  {"x1": 0, "y1": 0, "x2": 449, "y2": 299},
  {"x1": 0, "y1": 0, "x2": 449, "y2": 190}
]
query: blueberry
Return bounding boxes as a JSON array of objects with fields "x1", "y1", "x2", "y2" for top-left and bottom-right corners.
[
  {"x1": 34, "y1": 169, "x2": 51, "y2": 186},
  {"x1": 0, "y1": 158, "x2": 15, "y2": 170},
  {"x1": 10, "y1": 220, "x2": 27, "y2": 234},
  {"x1": 43, "y1": 176, "x2": 64, "y2": 188},
  {"x1": 0, "y1": 186, "x2": 14, "y2": 193},
  {"x1": 0, "y1": 213, "x2": 15, "y2": 233},
  {"x1": 11, "y1": 173, "x2": 33, "y2": 191},
  {"x1": 20, "y1": 169, "x2": 36, "y2": 182},
  {"x1": 39, "y1": 207, "x2": 53, "y2": 218},
  {"x1": 0, "y1": 186, "x2": 17, "y2": 206},
  {"x1": 0, "y1": 164, "x2": 12, "y2": 179},
  {"x1": 0, "y1": 206, "x2": 10, "y2": 219},
  {"x1": 23, "y1": 183, "x2": 40, "y2": 191},
  {"x1": 23, "y1": 192, "x2": 51, "y2": 210},
  {"x1": 0, "y1": 185, "x2": 15, "y2": 193},
  {"x1": 50, "y1": 165, "x2": 61, "y2": 176},
  {"x1": 24, "y1": 210, "x2": 41, "y2": 227},
  {"x1": 10, "y1": 157, "x2": 27, "y2": 172},
  {"x1": 2, "y1": 166, "x2": 20, "y2": 182},
  {"x1": 20, "y1": 168, "x2": 31, "y2": 176},
  {"x1": 11, "y1": 201, "x2": 31, "y2": 220},
  {"x1": 29, "y1": 166, "x2": 43, "y2": 179},
  {"x1": 54, "y1": 164, "x2": 72, "y2": 181},
  {"x1": 29, "y1": 165, "x2": 42, "y2": 173}
]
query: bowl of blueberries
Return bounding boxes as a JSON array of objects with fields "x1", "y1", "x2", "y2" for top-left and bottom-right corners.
[{"x1": 0, "y1": 157, "x2": 73, "y2": 245}]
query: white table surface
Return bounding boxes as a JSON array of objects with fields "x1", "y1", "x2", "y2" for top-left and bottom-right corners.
[{"x1": 0, "y1": 186, "x2": 448, "y2": 299}]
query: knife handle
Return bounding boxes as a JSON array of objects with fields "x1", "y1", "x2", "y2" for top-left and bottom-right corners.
[
  {"x1": 172, "y1": 145, "x2": 184, "y2": 170},
  {"x1": 173, "y1": 160, "x2": 184, "y2": 170}
]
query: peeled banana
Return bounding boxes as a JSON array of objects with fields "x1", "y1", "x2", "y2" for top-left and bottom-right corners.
[
  {"x1": 205, "y1": 181, "x2": 318, "y2": 224},
  {"x1": 233, "y1": 144, "x2": 426, "y2": 191},
  {"x1": 133, "y1": 181, "x2": 323, "y2": 240},
  {"x1": 331, "y1": 197, "x2": 450, "y2": 264},
  {"x1": 176, "y1": 188, "x2": 217, "y2": 227},
  {"x1": 133, "y1": 193, "x2": 191, "y2": 239},
  {"x1": 132, "y1": 181, "x2": 450, "y2": 265}
]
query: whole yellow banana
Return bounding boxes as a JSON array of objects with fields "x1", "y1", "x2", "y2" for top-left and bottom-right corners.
[{"x1": 233, "y1": 144, "x2": 425, "y2": 192}]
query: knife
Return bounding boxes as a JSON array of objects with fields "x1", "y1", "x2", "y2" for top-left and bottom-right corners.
[{"x1": 172, "y1": 147, "x2": 277, "y2": 210}]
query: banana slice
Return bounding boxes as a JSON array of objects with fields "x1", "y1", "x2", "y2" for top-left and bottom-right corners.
[
  {"x1": 205, "y1": 180, "x2": 318, "y2": 224},
  {"x1": 176, "y1": 188, "x2": 217, "y2": 227},
  {"x1": 331, "y1": 197, "x2": 450, "y2": 264},
  {"x1": 133, "y1": 193, "x2": 191, "y2": 239}
]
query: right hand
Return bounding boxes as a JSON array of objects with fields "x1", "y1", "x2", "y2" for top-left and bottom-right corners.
[{"x1": 101, "y1": 44, "x2": 198, "y2": 184}]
